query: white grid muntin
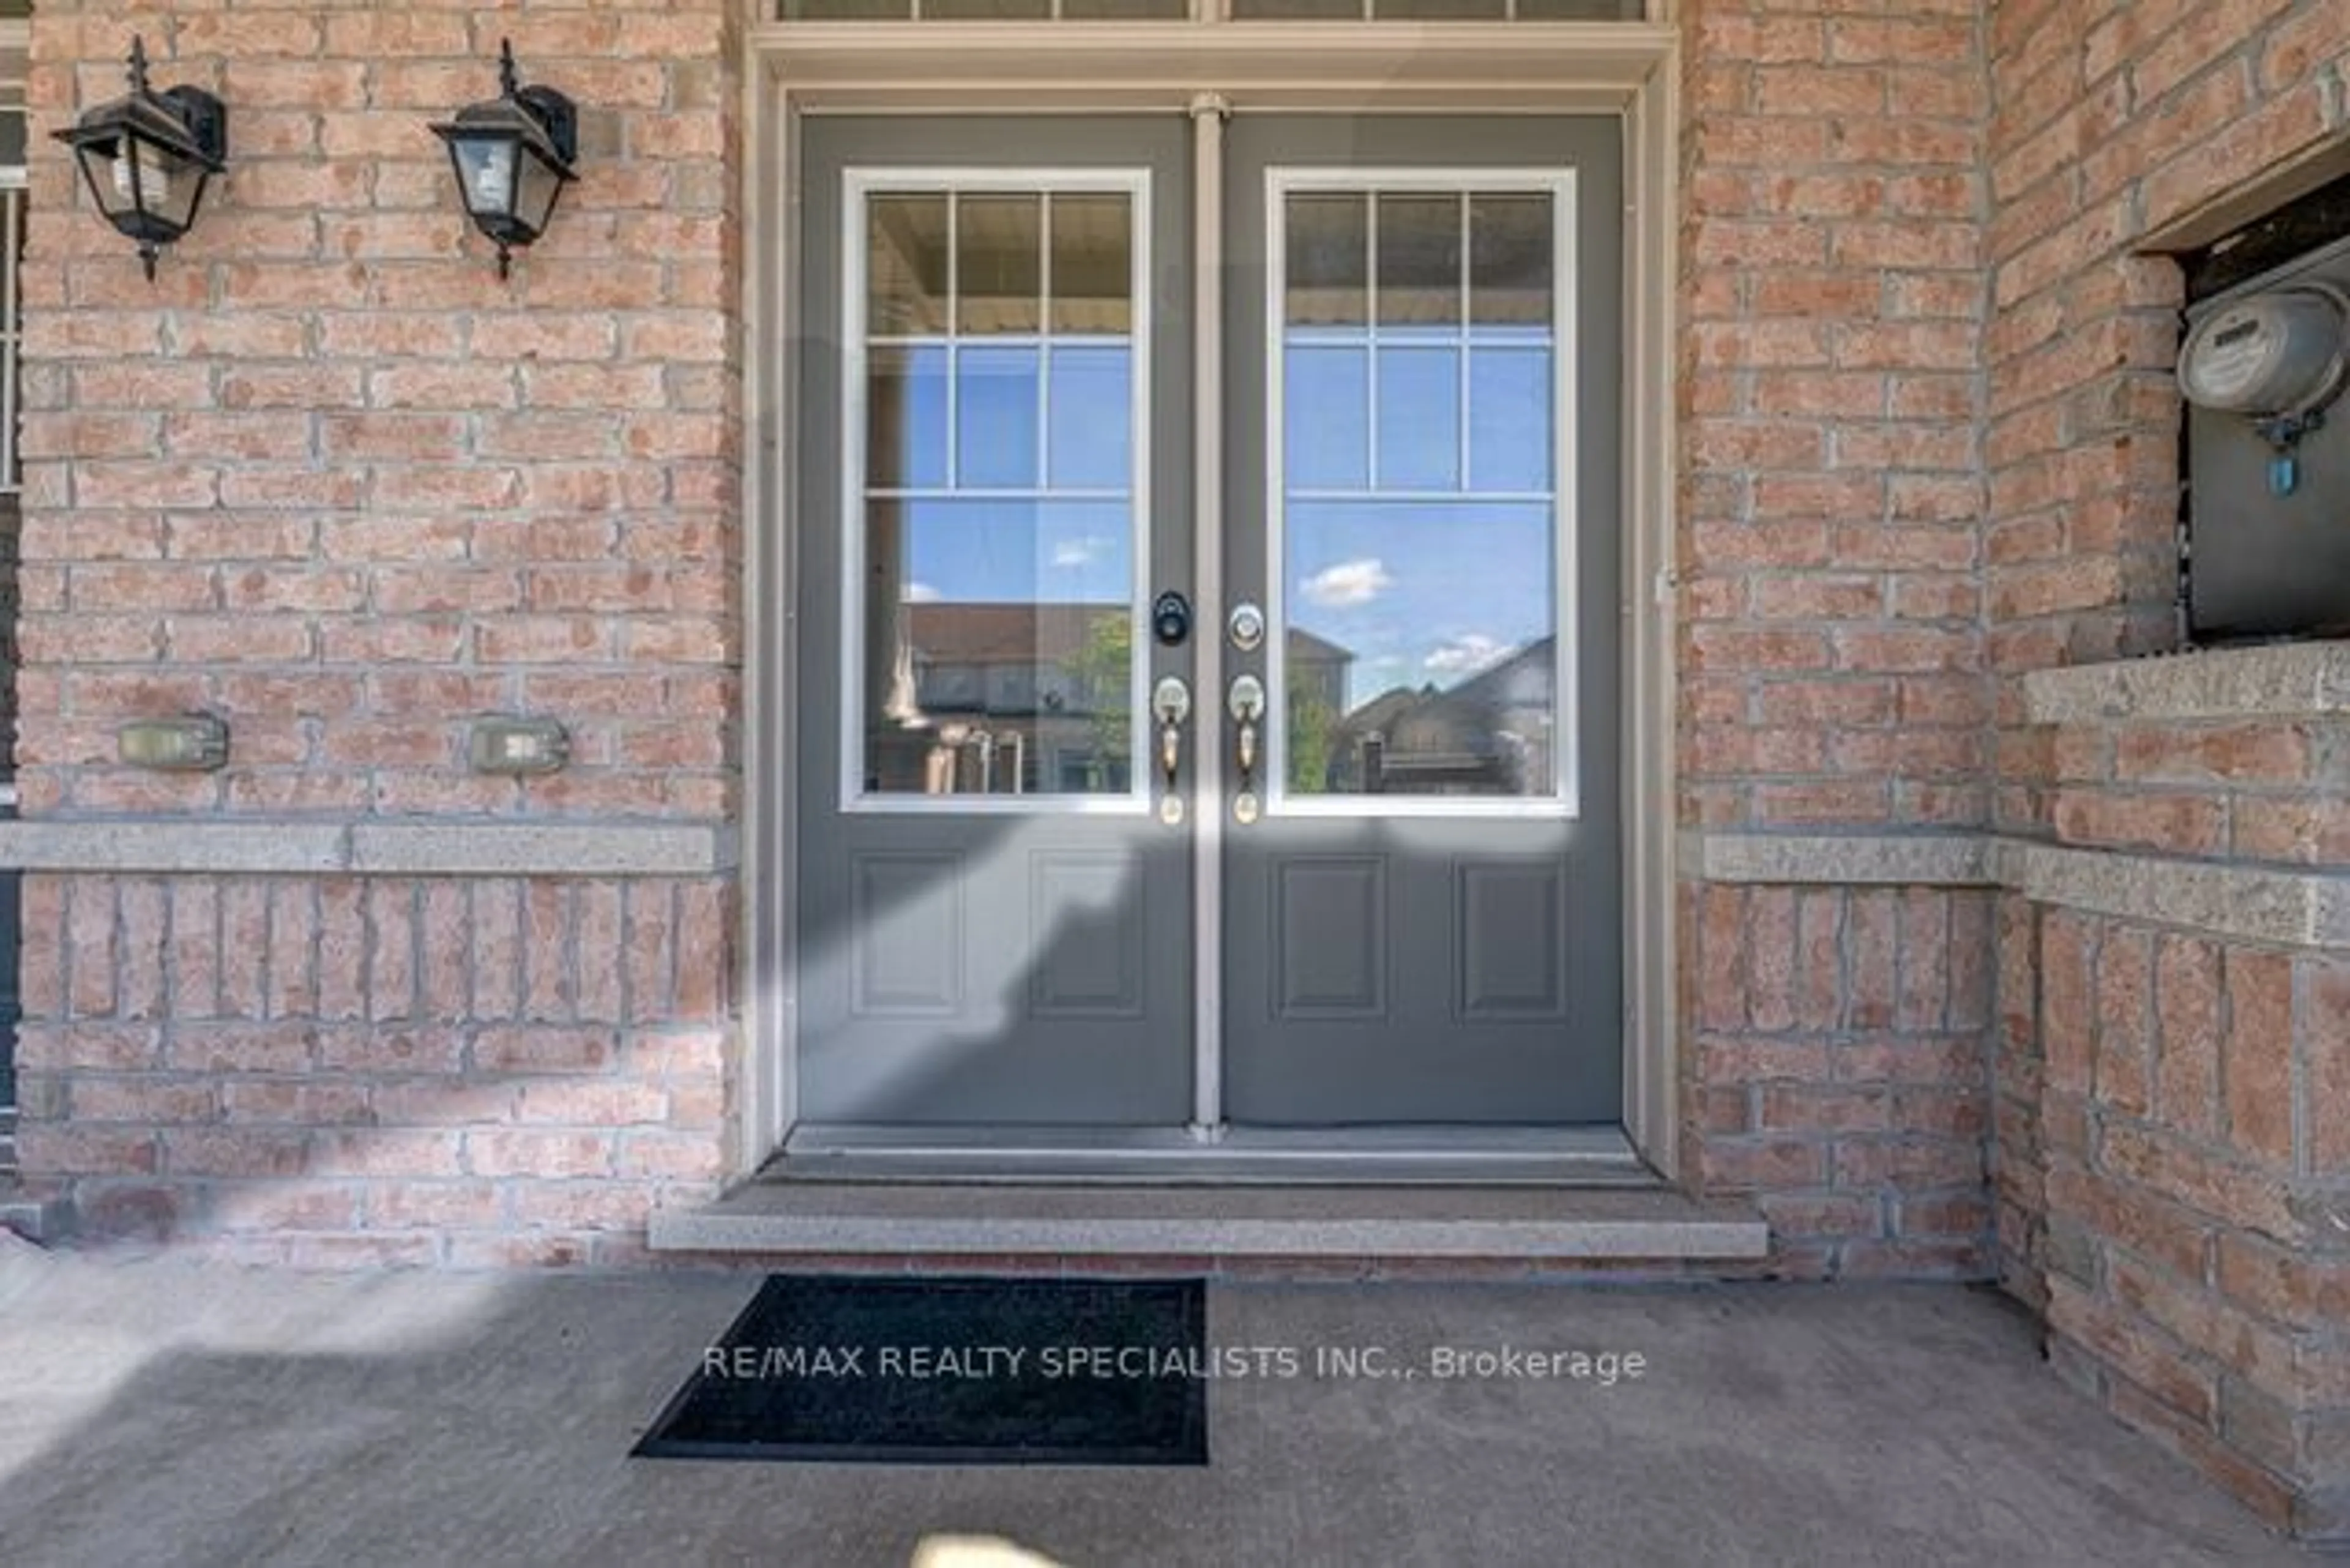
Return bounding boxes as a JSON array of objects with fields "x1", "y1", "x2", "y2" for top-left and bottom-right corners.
[
  {"x1": 838, "y1": 166, "x2": 1156, "y2": 816},
  {"x1": 1263, "y1": 165, "x2": 1580, "y2": 820}
]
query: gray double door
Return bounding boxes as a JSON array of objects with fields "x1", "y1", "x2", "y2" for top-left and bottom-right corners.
[{"x1": 794, "y1": 113, "x2": 1622, "y2": 1137}]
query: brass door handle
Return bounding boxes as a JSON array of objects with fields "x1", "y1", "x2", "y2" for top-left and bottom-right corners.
[
  {"x1": 1151, "y1": 676, "x2": 1192, "y2": 795},
  {"x1": 1228, "y1": 674, "x2": 1265, "y2": 793}
]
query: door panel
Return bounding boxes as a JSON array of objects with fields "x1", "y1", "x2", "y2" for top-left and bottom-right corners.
[
  {"x1": 1220, "y1": 117, "x2": 1624, "y2": 1125},
  {"x1": 795, "y1": 118, "x2": 1195, "y2": 1126},
  {"x1": 791, "y1": 113, "x2": 1625, "y2": 1139}
]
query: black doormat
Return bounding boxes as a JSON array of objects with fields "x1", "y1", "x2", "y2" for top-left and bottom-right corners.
[{"x1": 633, "y1": 1274, "x2": 1209, "y2": 1466}]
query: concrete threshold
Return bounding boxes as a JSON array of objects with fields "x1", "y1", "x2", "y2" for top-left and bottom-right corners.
[{"x1": 647, "y1": 1181, "x2": 1770, "y2": 1261}]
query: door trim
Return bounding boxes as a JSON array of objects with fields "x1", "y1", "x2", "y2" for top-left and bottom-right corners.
[
  {"x1": 1189, "y1": 98, "x2": 1229, "y2": 1138},
  {"x1": 739, "y1": 23, "x2": 1682, "y2": 1181}
]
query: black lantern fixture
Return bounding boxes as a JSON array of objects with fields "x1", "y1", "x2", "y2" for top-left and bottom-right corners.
[
  {"x1": 51, "y1": 36, "x2": 229, "y2": 282},
  {"x1": 430, "y1": 40, "x2": 580, "y2": 280}
]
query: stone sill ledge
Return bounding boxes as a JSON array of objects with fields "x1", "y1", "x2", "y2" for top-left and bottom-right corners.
[
  {"x1": 0, "y1": 819, "x2": 738, "y2": 878},
  {"x1": 2025, "y1": 641, "x2": 2350, "y2": 726},
  {"x1": 1688, "y1": 829, "x2": 2350, "y2": 950},
  {"x1": 1680, "y1": 831, "x2": 1992, "y2": 887}
]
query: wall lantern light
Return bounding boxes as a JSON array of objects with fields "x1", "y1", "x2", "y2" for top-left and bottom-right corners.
[
  {"x1": 51, "y1": 36, "x2": 229, "y2": 282},
  {"x1": 430, "y1": 40, "x2": 580, "y2": 280}
]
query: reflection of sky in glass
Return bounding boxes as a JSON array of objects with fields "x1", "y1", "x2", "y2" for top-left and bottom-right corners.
[
  {"x1": 1288, "y1": 502, "x2": 1552, "y2": 710},
  {"x1": 957, "y1": 347, "x2": 1042, "y2": 490},
  {"x1": 855, "y1": 182, "x2": 1564, "y2": 731},
  {"x1": 867, "y1": 347, "x2": 949, "y2": 490},
  {"x1": 1277, "y1": 186, "x2": 1561, "y2": 718},
  {"x1": 893, "y1": 500, "x2": 1134, "y2": 607},
  {"x1": 1376, "y1": 347, "x2": 1459, "y2": 491},
  {"x1": 1046, "y1": 347, "x2": 1132, "y2": 489},
  {"x1": 1288, "y1": 343, "x2": 1554, "y2": 498}
]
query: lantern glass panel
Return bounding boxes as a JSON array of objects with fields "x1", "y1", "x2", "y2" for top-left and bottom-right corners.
[
  {"x1": 136, "y1": 139, "x2": 206, "y2": 233},
  {"x1": 452, "y1": 136, "x2": 520, "y2": 222},
  {"x1": 515, "y1": 148, "x2": 565, "y2": 237},
  {"x1": 70, "y1": 138, "x2": 132, "y2": 222}
]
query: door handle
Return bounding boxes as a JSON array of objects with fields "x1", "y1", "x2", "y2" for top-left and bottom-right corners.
[
  {"x1": 1228, "y1": 674, "x2": 1266, "y2": 794},
  {"x1": 1151, "y1": 676, "x2": 1192, "y2": 797}
]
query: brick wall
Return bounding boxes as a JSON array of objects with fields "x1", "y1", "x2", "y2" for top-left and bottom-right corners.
[
  {"x1": 20, "y1": 4, "x2": 740, "y2": 824},
  {"x1": 1981, "y1": 0, "x2": 2340, "y2": 837},
  {"x1": 1986, "y1": 0, "x2": 2350, "y2": 1540},
  {"x1": 1682, "y1": 883, "x2": 1994, "y2": 1274},
  {"x1": 2014, "y1": 697, "x2": 2350, "y2": 1538},
  {"x1": 13, "y1": 3, "x2": 745, "y2": 1246},
  {"x1": 1676, "y1": 0, "x2": 1997, "y2": 1276},
  {"x1": 15, "y1": 872, "x2": 731, "y2": 1266}
]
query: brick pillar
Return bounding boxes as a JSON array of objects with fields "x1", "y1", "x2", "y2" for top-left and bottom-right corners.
[{"x1": 1676, "y1": 0, "x2": 1997, "y2": 1275}]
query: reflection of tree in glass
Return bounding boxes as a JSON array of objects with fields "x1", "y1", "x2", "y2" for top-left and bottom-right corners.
[
  {"x1": 1067, "y1": 610, "x2": 1132, "y2": 790},
  {"x1": 1288, "y1": 669, "x2": 1335, "y2": 794}
]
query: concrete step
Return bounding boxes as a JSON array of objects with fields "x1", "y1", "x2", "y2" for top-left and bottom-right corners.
[
  {"x1": 650, "y1": 1181, "x2": 1768, "y2": 1263},
  {"x1": 0, "y1": 1181, "x2": 64, "y2": 1246}
]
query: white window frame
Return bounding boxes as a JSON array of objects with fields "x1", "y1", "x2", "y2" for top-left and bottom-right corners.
[
  {"x1": 837, "y1": 166, "x2": 1157, "y2": 816},
  {"x1": 1263, "y1": 165, "x2": 1579, "y2": 820}
]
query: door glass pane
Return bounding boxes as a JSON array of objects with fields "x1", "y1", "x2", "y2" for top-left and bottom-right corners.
[
  {"x1": 1228, "y1": 0, "x2": 1640, "y2": 14},
  {"x1": 867, "y1": 346, "x2": 950, "y2": 490},
  {"x1": 856, "y1": 181, "x2": 1141, "y2": 801},
  {"x1": 1375, "y1": 346, "x2": 1460, "y2": 491},
  {"x1": 1376, "y1": 194, "x2": 1463, "y2": 334},
  {"x1": 865, "y1": 501, "x2": 1135, "y2": 797},
  {"x1": 1231, "y1": 0, "x2": 1365, "y2": 17},
  {"x1": 1286, "y1": 503, "x2": 1555, "y2": 799},
  {"x1": 957, "y1": 346, "x2": 1042, "y2": 489},
  {"x1": 923, "y1": 0, "x2": 1052, "y2": 14},
  {"x1": 1511, "y1": 0, "x2": 1644, "y2": 16},
  {"x1": 1285, "y1": 193, "x2": 1368, "y2": 328},
  {"x1": 1276, "y1": 181, "x2": 1565, "y2": 804},
  {"x1": 1470, "y1": 193, "x2": 1553, "y2": 330},
  {"x1": 1285, "y1": 347, "x2": 1369, "y2": 491},
  {"x1": 1468, "y1": 348, "x2": 1550, "y2": 493},
  {"x1": 958, "y1": 193, "x2": 1043, "y2": 336},
  {"x1": 1048, "y1": 346, "x2": 1132, "y2": 490},
  {"x1": 1058, "y1": 0, "x2": 1190, "y2": 15},
  {"x1": 1050, "y1": 193, "x2": 1133, "y2": 335},
  {"x1": 868, "y1": 195, "x2": 950, "y2": 335}
]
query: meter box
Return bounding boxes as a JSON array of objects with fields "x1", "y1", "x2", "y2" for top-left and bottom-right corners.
[{"x1": 2181, "y1": 228, "x2": 2350, "y2": 641}]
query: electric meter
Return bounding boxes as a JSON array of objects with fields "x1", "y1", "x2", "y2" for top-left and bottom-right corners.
[{"x1": 2177, "y1": 285, "x2": 2349, "y2": 416}]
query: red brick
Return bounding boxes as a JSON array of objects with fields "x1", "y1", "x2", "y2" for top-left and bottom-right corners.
[
  {"x1": 2154, "y1": 936, "x2": 2222, "y2": 1140},
  {"x1": 2223, "y1": 950, "x2": 2296, "y2": 1168},
  {"x1": 466, "y1": 1129, "x2": 616, "y2": 1180},
  {"x1": 2307, "y1": 961, "x2": 2350, "y2": 1176},
  {"x1": 2094, "y1": 928, "x2": 2154, "y2": 1119}
]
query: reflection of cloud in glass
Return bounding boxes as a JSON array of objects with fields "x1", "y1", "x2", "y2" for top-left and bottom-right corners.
[
  {"x1": 1300, "y1": 557, "x2": 1394, "y2": 608},
  {"x1": 899, "y1": 500, "x2": 1132, "y2": 605},
  {"x1": 902, "y1": 581, "x2": 942, "y2": 603},
  {"x1": 1425, "y1": 633, "x2": 1510, "y2": 676},
  {"x1": 1052, "y1": 536, "x2": 1110, "y2": 569}
]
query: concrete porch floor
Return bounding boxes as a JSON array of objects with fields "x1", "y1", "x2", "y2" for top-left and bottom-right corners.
[{"x1": 0, "y1": 1242, "x2": 2306, "y2": 1567}]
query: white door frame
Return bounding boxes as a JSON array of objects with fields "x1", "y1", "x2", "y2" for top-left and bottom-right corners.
[{"x1": 737, "y1": 21, "x2": 1683, "y2": 1181}]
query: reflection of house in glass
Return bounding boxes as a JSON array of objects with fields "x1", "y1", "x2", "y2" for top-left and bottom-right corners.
[
  {"x1": 868, "y1": 605, "x2": 1360, "y2": 797},
  {"x1": 867, "y1": 603, "x2": 1127, "y2": 795},
  {"x1": 1311, "y1": 637, "x2": 1555, "y2": 797}
]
